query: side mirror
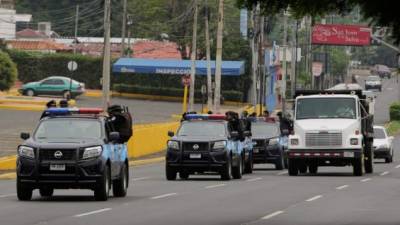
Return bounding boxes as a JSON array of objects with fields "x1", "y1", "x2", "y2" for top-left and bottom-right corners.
[
  {"x1": 243, "y1": 130, "x2": 251, "y2": 137},
  {"x1": 282, "y1": 129, "x2": 290, "y2": 136},
  {"x1": 230, "y1": 131, "x2": 239, "y2": 139},
  {"x1": 20, "y1": 132, "x2": 30, "y2": 140},
  {"x1": 109, "y1": 132, "x2": 120, "y2": 142},
  {"x1": 168, "y1": 131, "x2": 175, "y2": 137}
]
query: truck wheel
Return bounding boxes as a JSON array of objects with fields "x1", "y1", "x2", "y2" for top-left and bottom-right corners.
[
  {"x1": 94, "y1": 165, "x2": 110, "y2": 201},
  {"x1": 232, "y1": 155, "x2": 243, "y2": 179},
  {"x1": 244, "y1": 153, "x2": 253, "y2": 174},
  {"x1": 288, "y1": 159, "x2": 298, "y2": 176},
  {"x1": 179, "y1": 172, "x2": 189, "y2": 180},
  {"x1": 39, "y1": 188, "x2": 54, "y2": 197},
  {"x1": 364, "y1": 148, "x2": 374, "y2": 174},
  {"x1": 17, "y1": 177, "x2": 32, "y2": 201},
  {"x1": 113, "y1": 163, "x2": 128, "y2": 197},
  {"x1": 221, "y1": 156, "x2": 232, "y2": 180},
  {"x1": 298, "y1": 163, "x2": 307, "y2": 174},
  {"x1": 353, "y1": 157, "x2": 364, "y2": 176},
  {"x1": 166, "y1": 164, "x2": 177, "y2": 181},
  {"x1": 275, "y1": 154, "x2": 285, "y2": 170},
  {"x1": 309, "y1": 164, "x2": 318, "y2": 174}
]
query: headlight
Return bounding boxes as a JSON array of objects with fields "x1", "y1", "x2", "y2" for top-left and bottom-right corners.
[
  {"x1": 167, "y1": 141, "x2": 179, "y2": 150},
  {"x1": 350, "y1": 138, "x2": 359, "y2": 145},
  {"x1": 269, "y1": 138, "x2": 279, "y2": 145},
  {"x1": 213, "y1": 141, "x2": 227, "y2": 150},
  {"x1": 290, "y1": 139, "x2": 299, "y2": 146},
  {"x1": 82, "y1": 146, "x2": 103, "y2": 159},
  {"x1": 18, "y1": 146, "x2": 34, "y2": 159}
]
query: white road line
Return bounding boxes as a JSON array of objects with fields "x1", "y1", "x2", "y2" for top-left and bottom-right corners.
[
  {"x1": 395, "y1": 164, "x2": 400, "y2": 169},
  {"x1": 306, "y1": 195, "x2": 323, "y2": 202},
  {"x1": 361, "y1": 178, "x2": 372, "y2": 182},
  {"x1": 277, "y1": 171, "x2": 288, "y2": 175},
  {"x1": 336, "y1": 185, "x2": 349, "y2": 190},
  {"x1": 74, "y1": 208, "x2": 112, "y2": 218},
  {"x1": 205, "y1": 184, "x2": 226, "y2": 189},
  {"x1": 0, "y1": 194, "x2": 16, "y2": 198},
  {"x1": 261, "y1": 211, "x2": 285, "y2": 220},
  {"x1": 150, "y1": 193, "x2": 177, "y2": 200},
  {"x1": 132, "y1": 177, "x2": 150, "y2": 181},
  {"x1": 246, "y1": 177, "x2": 262, "y2": 182},
  {"x1": 380, "y1": 171, "x2": 389, "y2": 176}
]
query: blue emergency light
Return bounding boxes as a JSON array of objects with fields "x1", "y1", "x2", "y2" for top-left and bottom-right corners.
[
  {"x1": 184, "y1": 114, "x2": 226, "y2": 120},
  {"x1": 45, "y1": 108, "x2": 103, "y2": 115}
]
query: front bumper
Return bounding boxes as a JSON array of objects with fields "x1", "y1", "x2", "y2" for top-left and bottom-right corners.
[
  {"x1": 253, "y1": 145, "x2": 281, "y2": 163},
  {"x1": 287, "y1": 149, "x2": 362, "y2": 166},
  {"x1": 374, "y1": 147, "x2": 391, "y2": 159},
  {"x1": 17, "y1": 156, "x2": 105, "y2": 189}
]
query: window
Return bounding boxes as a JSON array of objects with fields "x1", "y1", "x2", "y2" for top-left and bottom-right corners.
[
  {"x1": 35, "y1": 119, "x2": 102, "y2": 140},
  {"x1": 177, "y1": 122, "x2": 226, "y2": 137},
  {"x1": 41, "y1": 79, "x2": 54, "y2": 85},
  {"x1": 373, "y1": 128, "x2": 386, "y2": 139},
  {"x1": 296, "y1": 98, "x2": 357, "y2": 120},
  {"x1": 53, "y1": 79, "x2": 65, "y2": 85}
]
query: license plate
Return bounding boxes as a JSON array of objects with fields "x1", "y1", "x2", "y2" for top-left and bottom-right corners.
[
  {"x1": 50, "y1": 164, "x2": 66, "y2": 171},
  {"x1": 344, "y1": 152, "x2": 354, "y2": 158},
  {"x1": 189, "y1": 154, "x2": 201, "y2": 159},
  {"x1": 253, "y1": 149, "x2": 259, "y2": 153}
]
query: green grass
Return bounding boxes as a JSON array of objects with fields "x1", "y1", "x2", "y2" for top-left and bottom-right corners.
[{"x1": 386, "y1": 120, "x2": 400, "y2": 136}]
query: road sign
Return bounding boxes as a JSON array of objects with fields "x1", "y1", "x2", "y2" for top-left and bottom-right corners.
[
  {"x1": 181, "y1": 75, "x2": 191, "y2": 86},
  {"x1": 67, "y1": 61, "x2": 78, "y2": 71}
]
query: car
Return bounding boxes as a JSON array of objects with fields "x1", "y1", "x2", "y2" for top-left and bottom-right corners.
[
  {"x1": 165, "y1": 113, "x2": 252, "y2": 181},
  {"x1": 251, "y1": 118, "x2": 288, "y2": 170},
  {"x1": 328, "y1": 83, "x2": 363, "y2": 91},
  {"x1": 16, "y1": 107, "x2": 132, "y2": 201},
  {"x1": 371, "y1": 64, "x2": 391, "y2": 79},
  {"x1": 19, "y1": 76, "x2": 86, "y2": 99},
  {"x1": 373, "y1": 126, "x2": 394, "y2": 163},
  {"x1": 365, "y1": 75, "x2": 382, "y2": 92}
]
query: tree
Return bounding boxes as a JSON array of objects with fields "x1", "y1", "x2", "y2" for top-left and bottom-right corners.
[{"x1": 0, "y1": 51, "x2": 18, "y2": 91}]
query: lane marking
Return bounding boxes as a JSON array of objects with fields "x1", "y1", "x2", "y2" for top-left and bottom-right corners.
[
  {"x1": 380, "y1": 171, "x2": 389, "y2": 176},
  {"x1": 336, "y1": 185, "x2": 349, "y2": 190},
  {"x1": 306, "y1": 195, "x2": 322, "y2": 202},
  {"x1": 261, "y1": 210, "x2": 285, "y2": 220},
  {"x1": 150, "y1": 193, "x2": 177, "y2": 200},
  {"x1": 205, "y1": 184, "x2": 226, "y2": 189},
  {"x1": 395, "y1": 164, "x2": 400, "y2": 169},
  {"x1": 361, "y1": 178, "x2": 372, "y2": 182},
  {"x1": 0, "y1": 194, "x2": 16, "y2": 198},
  {"x1": 132, "y1": 177, "x2": 150, "y2": 181},
  {"x1": 246, "y1": 177, "x2": 262, "y2": 182},
  {"x1": 277, "y1": 171, "x2": 288, "y2": 175},
  {"x1": 74, "y1": 208, "x2": 112, "y2": 217}
]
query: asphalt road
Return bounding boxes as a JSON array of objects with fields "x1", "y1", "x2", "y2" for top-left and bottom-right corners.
[{"x1": 0, "y1": 78, "x2": 399, "y2": 225}]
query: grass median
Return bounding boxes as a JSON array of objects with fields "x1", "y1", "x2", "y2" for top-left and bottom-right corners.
[{"x1": 386, "y1": 120, "x2": 400, "y2": 136}]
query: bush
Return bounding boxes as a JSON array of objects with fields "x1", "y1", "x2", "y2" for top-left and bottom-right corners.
[
  {"x1": 390, "y1": 102, "x2": 400, "y2": 121},
  {"x1": 113, "y1": 84, "x2": 243, "y2": 102},
  {"x1": 0, "y1": 51, "x2": 17, "y2": 91}
]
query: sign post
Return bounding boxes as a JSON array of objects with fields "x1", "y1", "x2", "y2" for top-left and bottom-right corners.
[
  {"x1": 201, "y1": 84, "x2": 207, "y2": 113},
  {"x1": 67, "y1": 61, "x2": 78, "y2": 100},
  {"x1": 181, "y1": 75, "x2": 191, "y2": 113}
]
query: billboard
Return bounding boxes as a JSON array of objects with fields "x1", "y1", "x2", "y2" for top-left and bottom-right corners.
[{"x1": 312, "y1": 24, "x2": 371, "y2": 46}]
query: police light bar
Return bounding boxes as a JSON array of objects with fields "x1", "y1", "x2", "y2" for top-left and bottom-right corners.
[
  {"x1": 248, "y1": 117, "x2": 277, "y2": 123},
  {"x1": 45, "y1": 108, "x2": 103, "y2": 115},
  {"x1": 184, "y1": 114, "x2": 226, "y2": 120}
]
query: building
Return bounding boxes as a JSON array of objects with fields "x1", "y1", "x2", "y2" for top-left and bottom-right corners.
[
  {"x1": 0, "y1": 8, "x2": 31, "y2": 39},
  {"x1": 0, "y1": 0, "x2": 14, "y2": 9}
]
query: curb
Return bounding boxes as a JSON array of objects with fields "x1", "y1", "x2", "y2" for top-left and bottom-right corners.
[{"x1": 0, "y1": 104, "x2": 45, "y2": 111}]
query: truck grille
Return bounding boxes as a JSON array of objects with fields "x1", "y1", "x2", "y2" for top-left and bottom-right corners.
[
  {"x1": 253, "y1": 140, "x2": 265, "y2": 147},
  {"x1": 182, "y1": 142, "x2": 209, "y2": 151},
  {"x1": 305, "y1": 132, "x2": 342, "y2": 147},
  {"x1": 39, "y1": 149, "x2": 77, "y2": 161}
]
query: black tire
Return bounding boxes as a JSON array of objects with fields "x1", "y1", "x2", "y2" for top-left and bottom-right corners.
[
  {"x1": 288, "y1": 159, "x2": 298, "y2": 176},
  {"x1": 25, "y1": 89, "x2": 35, "y2": 97},
  {"x1": 275, "y1": 151, "x2": 285, "y2": 170},
  {"x1": 166, "y1": 164, "x2": 177, "y2": 181},
  {"x1": 179, "y1": 172, "x2": 189, "y2": 180},
  {"x1": 17, "y1": 177, "x2": 32, "y2": 201},
  {"x1": 364, "y1": 147, "x2": 374, "y2": 174},
  {"x1": 232, "y1": 155, "x2": 243, "y2": 179},
  {"x1": 284, "y1": 155, "x2": 289, "y2": 169},
  {"x1": 94, "y1": 165, "x2": 110, "y2": 201},
  {"x1": 244, "y1": 152, "x2": 253, "y2": 174},
  {"x1": 113, "y1": 163, "x2": 129, "y2": 197},
  {"x1": 221, "y1": 156, "x2": 232, "y2": 180},
  {"x1": 39, "y1": 188, "x2": 54, "y2": 197},
  {"x1": 298, "y1": 163, "x2": 307, "y2": 174},
  {"x1": 309, "y1": 164, "x2": 318, "y2": 174},
  {"x1": 353, "y1": 157, "x2": 364, "y2": 176}
]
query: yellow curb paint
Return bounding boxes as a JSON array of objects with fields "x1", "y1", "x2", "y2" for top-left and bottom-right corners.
[
  {"x1": 131, "y1": 157, "x2": 164, "y2": 166},
  {"x1": 0, "y1": 172, "x2": 16, "y2": 179},
  {"x1": 0, "y1": 104, "x2": 45, "y2": 111},
  {"x1": 0, "y1": 156, "x2": 16, "y2": 170}
]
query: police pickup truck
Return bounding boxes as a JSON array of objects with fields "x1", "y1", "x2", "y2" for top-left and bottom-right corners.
[
  {"x1": 166, "y1": 114, "x2": 253, "y2": 180},
  {"x1": 288, "y1": 90, "x2": 374, "y2": 176},
  {"x1": 17, "y1": 107, "x2": 132, "y2": 201}
]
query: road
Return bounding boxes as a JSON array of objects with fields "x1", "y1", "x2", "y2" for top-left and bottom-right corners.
[{"x1": 0, "y1": 78, "x2": 399, "y2": 225}]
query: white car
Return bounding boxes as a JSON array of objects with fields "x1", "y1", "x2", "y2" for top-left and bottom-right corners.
[
  {"x1": 365, "y1": 76, "x2": 382, "y2": 92},
  {"x1": 373, "y1": 126, "x2": 394, "y2": 163}
]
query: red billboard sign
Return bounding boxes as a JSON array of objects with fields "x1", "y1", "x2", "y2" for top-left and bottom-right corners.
[{"x1": 312, "y1": 24, "x2": 371, "y2": 46}]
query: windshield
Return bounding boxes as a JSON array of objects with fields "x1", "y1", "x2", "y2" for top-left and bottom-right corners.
[
  {"x1": 367, "y1": 76, "x2": 380, "y2": 81},
  {"x1": 35, "y1": 119, "x2": 102, "y2": 140},
  {"x1": 296, "y1": 98, "x2": 357, "y2": 120},
  {"x1": 177, "y1": 122, "x2": 226, "y2": 137},
  {"x1": 252, "y1": 123, "x2": 279, "y2": 137},
  {"x1": 374, "y1": 128, "x2": 386, "y2": 139}
]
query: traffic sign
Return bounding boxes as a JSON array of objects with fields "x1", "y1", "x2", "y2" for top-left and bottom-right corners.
[{"x1": 67, "y1": 61, "x2": 78, "y2": 72}]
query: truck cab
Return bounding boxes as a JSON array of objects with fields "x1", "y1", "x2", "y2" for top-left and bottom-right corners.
[{"x1": 288, "y1": 90, "x2": 374, "y2": 176}]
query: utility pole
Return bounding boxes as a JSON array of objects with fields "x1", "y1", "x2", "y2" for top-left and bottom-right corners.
[
  {"x1": 290, "y1": 20, "x2": 296, "y2": 98},
  {"x1": 73, "y1": 4, "x2": 79, "y2": 54},
  {"x1": 121, "y1": 0, "x2": 127, "y2": 57},
  {"x1": 214, "y1": 0, "x2": 224, "y2": 112},
  {"x1": 102, "y1": 0, "x2": 111, "y2": 111},
  {"x1": 188, "y1": 0, "x2": 198, "y2": 112},
  {"x1": 250, "y1": 5, "x2": 258, "y2": 112},
  {"x1": 205, "y1": 0, "x2": 213, "y2": 111},
  {"x1": 282, "y1": 11, "x2": 288, "y2": 115},
  {"x1": 258, "y1": 15, "x2": 265, "y2": 116},
  {"x1": 308, "y1": 16, "x2": 313, "y2": 89}
]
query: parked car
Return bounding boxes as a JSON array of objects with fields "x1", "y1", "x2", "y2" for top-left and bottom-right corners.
[
  {"x1": 365, "y1": 75, "x2": 382, "y2": 92},
  {"x1": 19, "y1": 76, "x2": 85, "y2": 99},
  {"x1": 371, "y1": 64, "x2": 391, "y2": 79},
  {"x1": 373, "y1": 126, "x2": 394, "y2": 163}
]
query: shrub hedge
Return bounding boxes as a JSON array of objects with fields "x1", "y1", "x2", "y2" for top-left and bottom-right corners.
[
  {"x1": 0, "y1": 50, "x2": 18, "y2": 91},
  {"x1": 390, "y1": 102, "x2": 400, "y2": 121}
]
